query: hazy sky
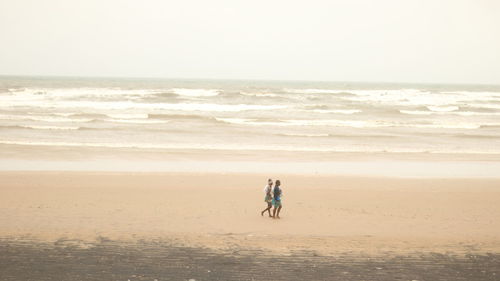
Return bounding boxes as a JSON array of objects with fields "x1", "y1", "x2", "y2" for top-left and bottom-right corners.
[{"x1": 1, "y1": 0, "x2": 499, "y2": 84}]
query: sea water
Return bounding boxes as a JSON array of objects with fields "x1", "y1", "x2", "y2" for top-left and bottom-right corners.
[{"x1": 1, "y1": 76, "x2": 500, "y2": 155}]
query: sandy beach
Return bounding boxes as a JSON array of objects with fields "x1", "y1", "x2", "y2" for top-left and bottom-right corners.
[
  {"x1": 1, "y1": 171, "x2": 500, "y2": 280},
  {"x1": 2, "y1": 171, "x2": 500, "y2": 252}
]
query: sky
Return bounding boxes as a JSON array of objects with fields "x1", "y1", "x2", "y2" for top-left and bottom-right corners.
[{"x1": 1, "y1": 0, "x2": 499, "y2": 84}]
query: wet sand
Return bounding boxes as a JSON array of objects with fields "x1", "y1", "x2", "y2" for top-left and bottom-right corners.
[
  {"x1": 1, "y1": 171, "x2": 500, "y2": 280},
  {"x1": 2, "y1": 143, "x2": 500, "y2": 178},
  {"x1": 1, "y1": 238, "x2": 499, "y2": 281}
]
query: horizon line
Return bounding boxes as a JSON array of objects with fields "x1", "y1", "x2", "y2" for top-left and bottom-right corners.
[{"x1": 1, "y1": 73, "x2": 499, "y2": 87}]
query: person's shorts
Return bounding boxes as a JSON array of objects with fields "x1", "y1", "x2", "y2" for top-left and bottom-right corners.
[{"x1": 272, "y1": 199, "x2": 282, "y2": 207}]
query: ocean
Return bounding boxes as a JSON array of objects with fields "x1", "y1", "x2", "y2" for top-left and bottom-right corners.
[{"x1": 1, "y1": 76, "x2": 500, "y2": 155}]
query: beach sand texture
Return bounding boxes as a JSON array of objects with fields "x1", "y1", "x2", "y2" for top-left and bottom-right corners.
[
  {"x1": 2, "y1": 172, "x2": 500, "y2": 251},
  {"x1": 1, "y1": 172, "x2": 500, "y2": 280}
]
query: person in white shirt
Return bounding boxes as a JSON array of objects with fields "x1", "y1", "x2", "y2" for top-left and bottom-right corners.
[{"x1": 261, "y1": 178, "x2": 273, "y2": 217}]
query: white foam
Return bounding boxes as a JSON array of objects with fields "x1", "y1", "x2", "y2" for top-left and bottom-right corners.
[
  {"x1": 469, "y1": 103, "x2": 500, "y2": 110},
  {"x1": 284, "y1": 88, "x2": 353, "y2": 94},
  {"x1": 107, "y1": 113, "x2": 149, "y2": 119},
  {"x1": 217, "y1": 118, "x2": 367, "y2": 128},
  {"x1": 30, "y1": 116, "x2": 93, "y2": 123},
  {"x1": 400, "y1": 110, "x2": 500, "y2": 116},
  {"x1": 53, "y1": 113, "x2": 76, "y2": 117},
  {"x1": 453, "y1": 111, "x2": 500, "y2": 116},
  {"x1": 444, "y1": 91, "x2": 500, "y2": 98},
  {"x1": 19, "y1": 125, "x2": 81, "y2": 130},
  {"x1": 4, "y1": 87, "x2": 163, "y2": 99},
  {"x1": 399, "y1": 110, "x2": 433, "y2": 115},
  {"x1": 171, "y1": 88, "x2": 219, "y2": 97},
  {"x1": 427, "y1": 105, "x2": 459, "y2": 112},
  {"x1": 106, "y1": 119, "x2": 169, "y2": 124},
  {"x1": 341, "y1": 89, "x2": 449, "y2": 106},
  {"x1": 280, "y1": 133, "x2": 330, "y2": 137},
  {"x1": 283, "y1": 88, "x2": 500, "y2": 107},
  {"x1": 217, "y1": 118, "x2": 495, "y2": 130},
  {"x1": 0, "y1": 99, "x2": 286, "y2": 112},
  {"x1": 312, "y1": 109, "x2": 362, "y2": 114},
  {"x1": 240, "y1": 92, "x2": 279, "y2": 97},
  {"x1": 0, "y1": 114, "x2": 93, "y2": 123},
  {"x1": 0, "y1": 114, "x2": 28, "y2": 120}
]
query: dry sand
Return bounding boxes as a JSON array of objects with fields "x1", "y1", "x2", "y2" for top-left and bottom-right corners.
[{"x1": 1, "y1": 171, "x2": 500, "y2": 255}]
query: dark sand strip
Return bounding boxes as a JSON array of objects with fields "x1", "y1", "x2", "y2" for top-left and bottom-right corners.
[{"x1": 1, "y1": 239, "x2": 499, "y2": 281}]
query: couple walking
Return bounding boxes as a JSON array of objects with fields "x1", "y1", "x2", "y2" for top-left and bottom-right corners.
[{"x1": 261, "y1": 179, "x2": 283, "y2": 219}]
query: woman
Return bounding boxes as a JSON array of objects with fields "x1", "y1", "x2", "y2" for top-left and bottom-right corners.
[
  {"x1": 272, "y1": 180, "x2": 283, "y2": 219},
  {"x1": 261, "y1": 179, "x2": 273, "y2": 217}
]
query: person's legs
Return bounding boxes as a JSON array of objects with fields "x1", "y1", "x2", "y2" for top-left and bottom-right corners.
[
  {"x1": 261, "y1": 203, "x2": 272, "y2": 216},
  {"x1": 276, "y1": 205, "x2": 282, "y2": 218}
]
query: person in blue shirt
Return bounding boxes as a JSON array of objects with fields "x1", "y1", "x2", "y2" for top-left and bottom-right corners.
[{"x1": 272, "y1": 180, "x2": 283, "y2": 219}]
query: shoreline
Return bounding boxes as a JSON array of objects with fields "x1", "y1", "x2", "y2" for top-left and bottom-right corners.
[
  {"x1": 3, "y1": 160, "x2": 500, "y2": 177},
  {"x1": 3, "y1": 143, "x2": 500, "y2": 160},
  {"x1": 2, "y1": 143, "x2": 500, "y2": 177}
]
